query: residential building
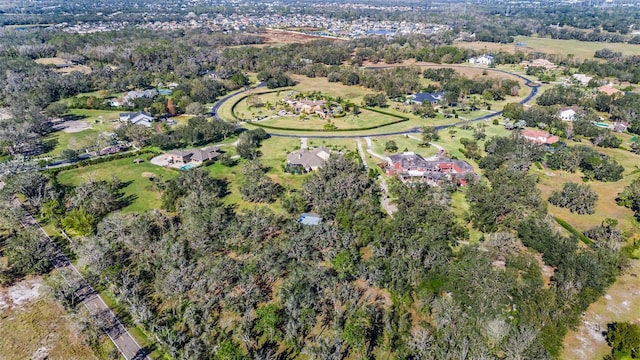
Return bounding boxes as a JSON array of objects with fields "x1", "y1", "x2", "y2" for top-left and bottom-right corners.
[
  {"x1": 521, "y1": 128, "x2": 560, "y2": 145},
  {"x1": 407, "y1": 91, "x2": 445, "y2": 106},
  {"x1": 286, "y1": 146, "x2": 331, "y2": 172},
  {"x1": 385, "y1": 152, "x2": 477, "y2": 186},
  {"x1": 166, "y1": 146, "x2": 221, "y2": 166},
  {"x1": 520, "y1": 58, "x2": 557, "y2": 70},
  {"x1": 572, "y1": 73, "x2": 593, "y2": 86},
  {"x1": 468, "y1": 54, "x2": 494, "y2": 66},
  {"x1": 119, "y1": 111, "x2": 154, "y2": 127},
  {"x1": 110, "y1": 89, "x2": 159, "y2": 107},
  {"x1": 558, "y1": 106, "x2": 580, "y2": 122},
  {"x1": 283, "y1": 97, "x2": 327, "y2": 114},
  {"x1": 598, "y1": 84, "x2": 622, "y2": 96}
]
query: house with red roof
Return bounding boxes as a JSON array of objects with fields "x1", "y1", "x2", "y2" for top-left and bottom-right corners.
[{"x1": 521, "y1": 128, "x2": 560, "y2": 145}]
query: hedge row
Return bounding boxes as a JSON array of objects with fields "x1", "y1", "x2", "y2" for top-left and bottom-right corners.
[
  {"x1": 42, "y1": 149, "x2": 161, "y2": 175},
  {"x1": 554, "y1": 216, "x2": 593, "y2": 245}
]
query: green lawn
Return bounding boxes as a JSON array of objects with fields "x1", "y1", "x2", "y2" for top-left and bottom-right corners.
[
  {"x1": 456, "y1": 36, "x2": 640, "y2": 60},
  {"x1": 44, "y1": 109, "x2": 121, "y2": 157},
  {"x1": 370, "y1": 135, "x2": 439, "y2": 159},
  {"x1": 56, "y1": 156, "x2": 178, "y2": 213},
  {"x1": 254, "y1": 109, "x2": 401, "y2": 131}
]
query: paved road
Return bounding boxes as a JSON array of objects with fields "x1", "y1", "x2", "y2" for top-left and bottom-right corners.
[
  {"x1": 228, "y1": 67, "x2": 539, "y2": 139},
  {"x1": 211, "y1": 82, "x2": 265, "y2": 120},
  {"x1": 14, "y1": 200, "x2": 150, "y2": 360}
]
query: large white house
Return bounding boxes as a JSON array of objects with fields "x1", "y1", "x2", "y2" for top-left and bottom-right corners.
[
  {"x1": 468, "y1": 55, "x2": 494, "y2": 66},
  {"x1": 558, "y1": 106, "x2": 580, "y2": 122},
  {"x1": 119, "y1": 111, "x2": 154, "y2": 127}
]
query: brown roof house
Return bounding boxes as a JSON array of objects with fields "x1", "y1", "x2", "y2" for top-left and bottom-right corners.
[
  {"x1": 286, "y1": 146, "x2": 331, "y2": 173},
  {"x1": 385, "y1": 152, "x2": 477, "y2": 186},
  {"x1": 521, "y1": 128, "x2": 560, "y2": 145},
  {"x1": 598, "y1": 84, "x2": 622, "y2": 96},
  {"x1": 166, "y1": 146, "x2": 221, "y2": 168}
]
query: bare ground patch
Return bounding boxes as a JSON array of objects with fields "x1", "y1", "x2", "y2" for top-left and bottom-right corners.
[
  {"x1": 260, "y1": 29, "x2": 345, "y2": 44},
  {"x1": 0, "y1": 277, "x2": 99, "y2": 359},
  {"x1": 53, "y1": 120, "x2": 92, "y2": 134}
]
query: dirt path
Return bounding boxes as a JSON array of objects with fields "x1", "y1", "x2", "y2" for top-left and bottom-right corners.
[{"x1": 562, "y1": 259, "x2": 640, "y2": 360}]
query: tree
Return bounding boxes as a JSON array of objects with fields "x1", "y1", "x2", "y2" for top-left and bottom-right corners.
[
  {"x1": 460, "y1": 138, "x2": 481, "y2": 159},
  {"x1": 548, "y1": 182, "x2": 599, "y2": 214},
  {"x1": 384, "y1": 140, "x2": 398, "y2": 152},
  {"x1": 5, "y1": 229, "x2": 55, "y2": 276},
  {"x1": 502, "y1": 103, "x2": 524, "y2": 121},
  {"x1": 605, "y1": 322, "x2": 640, "y2": 358},
  {"x1": 185, "y1": 102, "x2": 204, "y2": 115},
  {"x1": 2, "y1": 171, "x2": 53, "y2": 210},
  {"x1": 60, "y1": 148, "x2": 79, "y2": 163},
  {"x1": 239, "y1": 160, "x2": 282, "y2": 203},
  {"x1": 617, "y1": 177, "x2": 640, "y2": 219},
  {"x1": 44, "y1": 102, "x2": 68, "y2": 118},
  {"x1": 421, "y1": 126, "x2": 440, "y2": 147}
]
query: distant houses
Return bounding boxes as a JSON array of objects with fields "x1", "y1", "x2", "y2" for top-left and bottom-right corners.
[
  {"x1": 468, "y1": 54, "x2": 494, "y2": 66},
  {"x1": 286, "y1": 146, "x2": 331, "y2": 172},
  {"x1": 385, "y1": 152, "x2": 477, "y2": 186},
  {"x1": 521, "y1": 128, "x2": 560, "y2": 145},
  {"x1": 119, "y1": 111, "x2": 155, "y2": 127}
]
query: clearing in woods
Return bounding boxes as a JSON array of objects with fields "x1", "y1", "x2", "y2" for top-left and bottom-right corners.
[
  {"x1": 561, "y1": 259, "x2": 640, "y2": 360},
  {"x1": 0, "y1": 277, "x2": 102, "y2": 360},
  {"x1": 455, "y1": 36, "x2": 640, "y2": 60}
]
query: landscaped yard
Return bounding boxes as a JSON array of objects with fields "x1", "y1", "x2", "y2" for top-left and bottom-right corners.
[
  {"x1": 56, "y1": 155, "x2": 178, "y2": 213},
  {"x1": 253, "y1": 108, "x2": 403, "y2": 131},
  {"x1": 370, "y1": 135, "x2": 439, "y2": 159}
]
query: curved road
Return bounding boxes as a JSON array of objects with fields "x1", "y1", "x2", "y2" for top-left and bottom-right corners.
[
  {"x1": 211, "y1": 82, "x2": 265, "y2": 120},
  {"x1": 210, "y1": 67, "x2": 539, "y2": 139}
]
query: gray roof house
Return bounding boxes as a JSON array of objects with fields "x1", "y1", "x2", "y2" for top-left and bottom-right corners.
[
  {"x1": 166, "y1": 146, "x2": 221, "y2": 165},
  {"x1": 286, "y1": 146, "x2": 331, "y2": 172},
  {"x1": 407, "y1": 91, "x2": 445, "y2": 106},
  {"x1": 120, "y1": 111, "x2": 154, "y2": 127}
]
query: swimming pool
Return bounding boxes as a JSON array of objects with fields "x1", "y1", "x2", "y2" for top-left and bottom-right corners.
[
  {"x1": 179, "y1": 163, "x2": 198, "y2": 171},
  {"x1": 593, "y1": 122, "x2": 611, "y2": 129}
]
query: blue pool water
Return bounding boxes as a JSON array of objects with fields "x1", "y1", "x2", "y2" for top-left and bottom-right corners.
[
  {"x1": 180, "y1": 163, "x2": 198, "y2": 171},
  {"x1": 593, "y1": 122, "x2": 611, "y2": 128}
]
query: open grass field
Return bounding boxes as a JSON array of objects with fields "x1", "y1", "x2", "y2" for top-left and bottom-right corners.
[
  {"x1": 562, "y1": 259, "x2": 640, "y2": 360},
  {"x1": 34, "y1": 57, "x2": 92, "y2": 74},
  {"x1": 0, "y1": 279, "x2": 102, "y2": 360},
  {"x1": 534, "y1": 139, "x2": 640, "y2": 236},
  {"x1": 44, "y1": 109, "x2": 121, "y2": 156},
  {"x1": 370, "y1": 134, "x2": 439, "y2": 160},
  {"x1": 455, "y1": 36, "x2": 640, "y2": 60},
  {"x1": 254, "y1": 110, "x2": 401, "y2": 130},
  {"x1": 56, "y1": 155, "x2": 178, "y2": 213}
]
